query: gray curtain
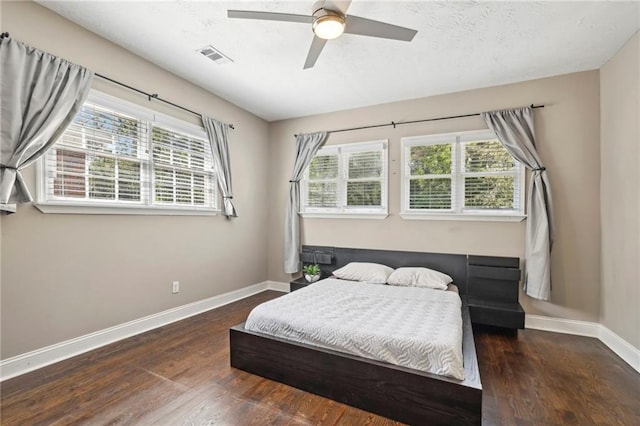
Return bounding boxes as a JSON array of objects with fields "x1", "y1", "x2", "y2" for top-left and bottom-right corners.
[
  {"x1": 284, "y1": 131, "x2": 328, "y2": 273},
  {"x1": 0, "y1": 37, "x2": 93, "y2": 213},
  {"x1": 202, "y1": 115, "x2": 237, "y2": 218},
  {"x1": 482, "y1": 107, "x2": 554, "y2": 300}
]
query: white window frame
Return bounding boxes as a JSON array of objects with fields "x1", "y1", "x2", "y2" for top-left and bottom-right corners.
[
  {"x1": 300, "y1": 140, "x2": 388, "y2": 219},
  {"x1": 401, "y1": 130, "x2": 526, "y2": 222},
  {"x1": 35, "y1": 90, "x2": 219, "y2": 216}
]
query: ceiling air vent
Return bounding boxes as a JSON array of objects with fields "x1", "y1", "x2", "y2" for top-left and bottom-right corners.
[{"x1": 198, "y1": 45, "x2": 233, "y2": 65}]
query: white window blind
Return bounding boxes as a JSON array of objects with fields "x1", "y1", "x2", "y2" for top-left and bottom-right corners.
[
  {"x1": 345, "y1": 148, "x2": 384, "y2": 209},
  {"x1": 40, "y1": 91, "x2": 217, "y2": 213},
  {"x1": 306, "y1": 151, "x2": 339, "y2": 208},
  {"x1": 402, "y1": 131, "x2": 523, "y2": 217},
  {"x1": 301, "y1": 141, "x2": 387, "y2": 216},
  {"x1": 151, "y1": 125, "x2": 215, "y2": 207}
]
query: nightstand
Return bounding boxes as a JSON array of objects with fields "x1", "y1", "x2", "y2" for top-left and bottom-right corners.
[
  {"x1": 466, "y1": 255, "x2": 525, "y2": 330},
  {"x1": 290, "y1": 276, "x2": 312, "y2": 292}
]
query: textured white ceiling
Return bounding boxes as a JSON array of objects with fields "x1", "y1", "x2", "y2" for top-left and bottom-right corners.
[{"x1": 37, "y1": 1, "x2": 639, "y2": 121}]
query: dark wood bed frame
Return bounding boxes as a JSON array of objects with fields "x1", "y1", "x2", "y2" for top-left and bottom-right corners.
[{"x1": 230, "y1": 246, "x2": 485, "y2": 425}]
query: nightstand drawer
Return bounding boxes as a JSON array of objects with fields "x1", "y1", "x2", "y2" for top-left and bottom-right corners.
[
  {"x1": 468, "y1": 297, "x2": 525, "y2": 329},
  {"x1": 290, "y1": 281, "x2": 309, "y2": 292},
  {"x1": 290, "y1": 277, "x2": 312, "y2": 292},
  {"x1": 467, "y1": 265, "x2": 520, "y2": 304}
]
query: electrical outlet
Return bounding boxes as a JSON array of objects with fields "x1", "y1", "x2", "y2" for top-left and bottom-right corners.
[{"x1": 172, "y1": 281, "x2": 180, "y2": 294}]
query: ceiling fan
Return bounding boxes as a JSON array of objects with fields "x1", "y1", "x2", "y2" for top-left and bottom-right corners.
[{"x1": 228, "y1": 0, "x2": 418, "y2": 69}]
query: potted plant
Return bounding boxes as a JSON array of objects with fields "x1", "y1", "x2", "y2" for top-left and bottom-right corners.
[{"x1": 303, "y1": 264, "x2": 321, "y2": 283}]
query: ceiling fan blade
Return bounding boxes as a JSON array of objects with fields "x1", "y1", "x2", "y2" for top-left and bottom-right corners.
[
  {"x1": 323, "y1": 0, "x2": 352, "y2": 15},
  {"x1": 344, "y1": 15, "x2": 417, "y2": 41},
  {"x1": 303, "y1": 36, "x2": 328, "y2": 69},
  {"x1": 228, "y1": 10, "x2": 313, "y2": 24}
]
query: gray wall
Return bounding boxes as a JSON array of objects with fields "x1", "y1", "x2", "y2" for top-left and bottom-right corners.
[
  {"x1": 0, "y1": 1, "x2": 270, "y2": 358},
  {"x1": 600, "y1": 32, "x2": 640, "y2": 348},
  {"x1": 267, "y1": 71, "x2": 602, "y2": 324}
]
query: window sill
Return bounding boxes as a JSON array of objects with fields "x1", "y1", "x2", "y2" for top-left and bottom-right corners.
[
  {"x1": 400, "y1": 212, "x2": 526, "y2": 222},
  {"x1": 300, "y1": 212, "x2": 389, "y2": 220},
  {"x1": 34, "y1": 202, "x2": 219, "y2": 216}
]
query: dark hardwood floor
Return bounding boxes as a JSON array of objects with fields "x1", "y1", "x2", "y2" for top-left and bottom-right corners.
[{"x1": 1, "y1": 291, "x2": 638, "y2": 425}]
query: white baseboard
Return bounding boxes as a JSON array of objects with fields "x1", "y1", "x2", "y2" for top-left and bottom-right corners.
[
  {"x1": 0, "y1": 280, "x2": 287, "y2": 381},
  {"x1": 525, "y1": 314, "x2": 600, "y2": 337},
  {"x1": 599, "y1": 325, "x2": 640, "y2": 373},
  {"x1": 265, "y1": 280, "x2": 290, "y2": 293},
  {"x1": 526, "y1": 314, "x2": 640, "y2": 373}
]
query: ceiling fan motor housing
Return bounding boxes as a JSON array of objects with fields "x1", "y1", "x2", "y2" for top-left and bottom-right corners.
[
  {"x1": 312, "y1": 5, "x2": 346, "y2": 39},
  {"x1": 311, "y1": 0, "x2": 343, "y2": 16}
]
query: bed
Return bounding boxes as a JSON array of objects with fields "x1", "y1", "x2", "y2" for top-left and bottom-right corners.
[
  {"x1": 230, "y1": 246, "x2": 484, "y2": 425},
  {"x1": 245, "y1": 278, "x2": 466, "y2": 380}
]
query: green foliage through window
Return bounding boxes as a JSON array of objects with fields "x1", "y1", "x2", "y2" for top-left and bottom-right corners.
[
  {"x1": 464, "y1": 141, "x2": 514, "y2": 172},
  {"x1": 409, "y1": 144, "x2": 451, "y2": 175},
  {"x1": 347, "y1": 181, "x2": 381, "y2": 206},
  {"x1": 405, "y1": 134, "x2": 522, "y2": 214},
  {"x1": 308, "y1": 155, "x2": 338, "y2": 179},
  {"x1": 465, "y1": 176, "x2": 515, "y2": 209}
]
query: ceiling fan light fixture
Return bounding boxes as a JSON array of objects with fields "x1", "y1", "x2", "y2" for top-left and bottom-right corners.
[{"x1": 312, "y1": 11, "x2": 345, "y2": 40}]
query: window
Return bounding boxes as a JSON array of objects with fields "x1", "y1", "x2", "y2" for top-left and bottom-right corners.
[
  {"x1": 301, "y1": 140, "x2": 388, "y2": 218},
  {"x1": 151, "y1": 125, "x2": 210, "y2": 207},
  {"x1": 401, "y1": 130, "x2": 524, "y2": 220},
  {"x1": 37, "y1": 91, "x2": 217, "y2": 215}
]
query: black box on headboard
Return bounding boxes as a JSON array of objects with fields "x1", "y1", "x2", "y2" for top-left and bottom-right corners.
[
  {"x1": 300, "y1": 246, "x2": 334, "y2": 265},
  {"x1": 300, "y1": 246, "x2": 335, "y2": 278}
]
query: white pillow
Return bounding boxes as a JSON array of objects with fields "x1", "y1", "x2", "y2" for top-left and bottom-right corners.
[
  {"x1": 333, "y1": 262, "x2": 394, "y2": 284},
  {"x1": 387, "y1": 267, "x2": 452, "y2": 290}
]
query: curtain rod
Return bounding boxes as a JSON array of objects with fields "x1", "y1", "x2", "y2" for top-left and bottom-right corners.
[
  {"x1": 0, "y1": 33, "x2": 234, "y2": 129},
  {"x1": 96, "y1": 73, "x2": 235, "y2": 129},
  {"x1": 294, "y1": 104, "x2": 544, "y2": 137}
]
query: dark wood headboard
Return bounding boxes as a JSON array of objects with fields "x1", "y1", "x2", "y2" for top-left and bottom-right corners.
[{"x1": 301, "y1": 245, "x2": 469, "y2": 294}]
